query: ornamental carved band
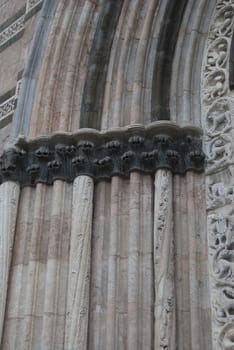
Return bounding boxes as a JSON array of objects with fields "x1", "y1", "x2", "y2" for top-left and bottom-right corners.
[
  {"x1": 202, "y1": 0, "x2": 234, "y2": 348},
  {"x1": 0, "y1": 123, "x2": 204, "y2": 187}
]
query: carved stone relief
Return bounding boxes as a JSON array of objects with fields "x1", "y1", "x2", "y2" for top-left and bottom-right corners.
[
  {"x1": 208, "y1": 212, "x2": 234, "y2": 348},
  {"x1": 0, "y1": 123, "x2": 204, "y2": 186},
  {"x1": 154, "y1": 170, "x2": 175, "y2": 349},
  {"x1": 202, "y1": 0, "x2": 234, "y2": 348},
  {"x1": 205, "y1": 98, "x2": 234, "y2": 175},
  {"x1": 0, "y1": 79, "x2": 22, "y2": 127},
  {"x1": 0, "y1": 96, "x2": 16, "y2": 122},
  {"x1": 207, "y1": 166, "x2": 234, "y2": 211},
  {"x1": 0, "y1": 1, "x2": 43, "y2": 52},
  {"x1": 0, "y1": 15, "x2": 25, "y2": 50}
]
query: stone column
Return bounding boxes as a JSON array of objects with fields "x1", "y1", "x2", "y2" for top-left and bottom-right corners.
[
  {"x1": 0, "y1": 181, "x2": 20, "y2": 344},
  {"x1": 153, "y1": 170, "x2": 176, "y2": 349},
  {"x1": 65, "y1": 175, "x2": 94, "y2": 350}
]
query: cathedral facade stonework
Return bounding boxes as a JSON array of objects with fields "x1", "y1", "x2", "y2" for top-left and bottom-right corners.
[{"x1": 0, "y1": 0, "x2": 234, "y2": 349}]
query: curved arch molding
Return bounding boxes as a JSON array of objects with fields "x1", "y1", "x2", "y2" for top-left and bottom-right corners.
[
  {"x1": 151, "y1": 0, "x2": 187, "y2": 121},
  {"x1": 0, "y1": 122, "x2": 204, "y2": 187}
]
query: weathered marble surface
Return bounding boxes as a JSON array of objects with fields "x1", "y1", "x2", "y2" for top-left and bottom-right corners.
[
  {"x1": 2, "y1": 181, "x2": 72, "y2": 349},
  {"x1": 88, "y1": 174, "x2": 154, "y2": 350},
  {"x1": 65, "y1": 176, "x2": 94, "y2": 350},
  {"x1": 174, "y1": 172, "x2": 212, "y2": 350},
  {"x1": 154, "y1": 170, "x2": 175, "y2": 349},
  {"x1": 0, "y1": 181, "x2": 20, "y2": 345}
]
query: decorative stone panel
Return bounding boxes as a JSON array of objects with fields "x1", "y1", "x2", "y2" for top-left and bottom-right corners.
[
  {"x1": 0, "y1": 80, "x2": 22, "y2": 128},
  {"x1": 202, "y1": 0, "x2": 234, "y2": 348},
  {"x1": 0, "y1": 96, "x2": 15, "y2": 122},
  {"x1": 0, "y1": 122, "x2": 204, "y2": 187},
  {"x1": 0, "y1": 1, "x2": 43, "y2": 52},
  {"x1": 0, "y1": 13, "x2": 25, "y2": 51}
]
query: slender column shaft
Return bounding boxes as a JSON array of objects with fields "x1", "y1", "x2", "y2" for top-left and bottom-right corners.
[
  {"x1": 40, "y1": 180, "x2": 70, "y2": 349},
  {"x1": 22, "y1": 183, "x2": 47, "y2": 349},
  {"x1": 88, "y1": 181, "x2": 110, "y2": 349},
  {"x1": 106, "y1": 176, "x2": 120, "y2": 350},
  {"x1": 154, "y1": 170, "x2": 176, "y2": 349},
  {"x1": 0, "y1": 181, "x2": 20, "y2": 344},
  {"x1": 127, "y1": 172, "x2": 141, "y2": 350},
  {"x1": 65, "y1": 175, "x2": 94, "y2": 350}
]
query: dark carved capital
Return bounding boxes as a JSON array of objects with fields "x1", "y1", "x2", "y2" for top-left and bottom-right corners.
[{"x1": 0, "y1": 122, "x2": 205, "y2": 187}]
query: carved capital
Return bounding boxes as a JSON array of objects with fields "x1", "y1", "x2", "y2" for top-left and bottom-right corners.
[{"x1": 0, "y1": 123, "x2": 204, "y2": 187}]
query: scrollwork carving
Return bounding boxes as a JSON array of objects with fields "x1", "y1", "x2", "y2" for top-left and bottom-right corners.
[
  {"x1": 219, "y1": 323, "x2": 234, "y2": 349},
  {"x1": 206, "y1": 100, "x2": 232, "y2": 138},
  {"x1": 208, "y1": 213, "x2": 234, "y2": 346},
  {"x1": 207, "y1": 181, "x2": 234, "y2": 210},
  {"x1": 202, "y1": 0, "x2": 234, "y2": 347},
  {"x1": 206, "y1": 134, "x2": 233, "y2": 173},
  {"x1": 207, "y1": 37, "x2": 228, "y2": 72},
  {"x1": 204, "y1": 69, "x2": 228, "y2": 102}
]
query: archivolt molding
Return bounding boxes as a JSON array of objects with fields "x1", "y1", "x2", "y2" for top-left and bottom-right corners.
[
  {"x1": 202, "y1": 0, "x2": 234, "y2": 348},
  {"x1": 0, "y1": 122, "x2": 204, "y2": 187}
]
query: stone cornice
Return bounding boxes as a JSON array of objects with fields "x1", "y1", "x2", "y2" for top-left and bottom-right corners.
[{"x1": 0, "y1": 122, "x2": 205, "y2": 186}]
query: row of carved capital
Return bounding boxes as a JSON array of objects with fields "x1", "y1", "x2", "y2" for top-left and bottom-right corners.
[{"x1": 0, "y1": 123, "x2": 204, "y2": 187}]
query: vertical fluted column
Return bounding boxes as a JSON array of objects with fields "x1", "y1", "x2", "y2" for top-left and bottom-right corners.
[
  {"x1": 127, "y1": 172, "x2": 141, "y2": 350},
  {"x1": 105, "y1": 176, "x2": 120, "y2": 349},
  {"x1": 173, "y1": 173, "x2": 211, "y2": 349},
  {"x1": 0, "y1": 181, "x2": 20, "y2": 344},
  {"x1": 65, "y1": 175, "x2": 94, "y2": 350},
  {"x1": 154, "y1": 170, "x2": 176, "y2": 349}
]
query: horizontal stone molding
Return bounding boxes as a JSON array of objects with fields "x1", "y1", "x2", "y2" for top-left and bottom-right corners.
[{"x1": 0, "y1": 122, "x2": 205, "y2": 187}]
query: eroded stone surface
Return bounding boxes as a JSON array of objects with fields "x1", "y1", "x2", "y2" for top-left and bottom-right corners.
[
  {"x1": 0, "y1": 181, "x2": 20, "y2": 343},
  {"x1": 154, "y1": 170, "x2": 175, "y2": 349},
  {"x1": 65, "y1": 176, "x2": 94, "y2": 350}
]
